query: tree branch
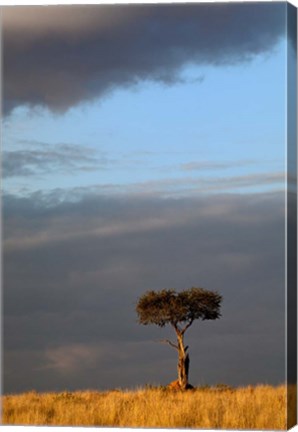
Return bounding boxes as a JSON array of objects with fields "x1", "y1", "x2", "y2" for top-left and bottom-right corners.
[
  {"x1": 171, "y1": 322, "x2": 182, "y2": 335},
  {"x1": 159, "y1": 339, "x2": 179, "y2": 350},
  {"x1": 181, "y1": 319, "x2": 194, "y2": 335}
]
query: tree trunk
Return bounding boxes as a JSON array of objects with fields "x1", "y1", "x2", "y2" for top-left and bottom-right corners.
[{"x1": 176, "y1": 332, "x2": 190, "y2": 390}]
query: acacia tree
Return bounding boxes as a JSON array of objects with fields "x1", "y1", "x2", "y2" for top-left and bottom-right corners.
[{"x1": 136, "y1": 287, "x2": 222, "y2": 390}]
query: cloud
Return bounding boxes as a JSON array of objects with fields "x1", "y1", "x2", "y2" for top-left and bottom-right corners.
[
  {"x1": 180, "y1": 160, "x2": 255, "y2": 171},
  {"x1": 2, "y1": 3, "x2": 285, "y2": 114},
  {"x1": 41, "y1": 344, "x2": 100, "y2": 374},
  {"x1": 116, "y1": 171, "x2": 285, "y2": 197},
  {"x1": 3, "y1": 169, "x2": 284, "y2": 205},
  {"x1": 3, "y1": 189, "x2": 286, "y2": 392},
  {"x1": 2, "y1": 172, "x2": 284, "y2": 251},
  {"x1": 2, "y1": 141, "x2": 105, "y2": 178}
]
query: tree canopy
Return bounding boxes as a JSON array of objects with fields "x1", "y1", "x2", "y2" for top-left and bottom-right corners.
[{"x1": 136, "y1": 287, "x2": 222, "y2": 331}]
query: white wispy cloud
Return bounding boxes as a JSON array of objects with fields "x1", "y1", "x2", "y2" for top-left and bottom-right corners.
[{"x1": 180, "y1": 160, "x2": 255, "y2": 171}]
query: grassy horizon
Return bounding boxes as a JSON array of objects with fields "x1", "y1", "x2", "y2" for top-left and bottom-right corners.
[{"x1": 2, "y1": 383, "x2": 288, "y2": 429}]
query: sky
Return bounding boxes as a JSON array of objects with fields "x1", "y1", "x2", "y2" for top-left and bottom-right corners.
[{"x1": 1, "y1": 2, "x2": 293, "y2": 393}]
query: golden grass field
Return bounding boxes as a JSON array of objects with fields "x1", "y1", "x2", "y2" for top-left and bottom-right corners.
[{"x1": 1, "y1": 384, "x2": 291, "y2": 429}]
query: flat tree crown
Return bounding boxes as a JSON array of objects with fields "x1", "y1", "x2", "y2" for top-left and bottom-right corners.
[{"x1": 136, "y1": 287, "x2": 222, "y2": 328}]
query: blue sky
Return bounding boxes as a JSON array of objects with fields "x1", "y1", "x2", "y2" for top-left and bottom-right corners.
[{"x1": 3, "y1": 35, "x2": 286, "y2": 197}]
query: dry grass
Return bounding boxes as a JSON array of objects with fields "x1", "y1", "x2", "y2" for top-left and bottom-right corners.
[{"x1": 2, "y1": 384, "x2": 287, "y2": 429}]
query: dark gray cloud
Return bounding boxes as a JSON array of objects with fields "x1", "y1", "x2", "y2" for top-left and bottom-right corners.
[
  {"x1": 2, "y1": 141, "x2": 105, "y2": 178},
  {"x1": 3, "y1": 189, "x2": 286, "y2": 392},
  {"x1": 2, "y1": 2, "x2": 286, "y2": 114}
]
